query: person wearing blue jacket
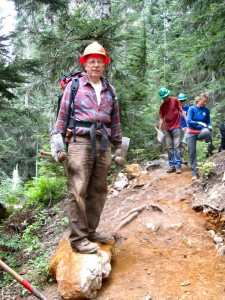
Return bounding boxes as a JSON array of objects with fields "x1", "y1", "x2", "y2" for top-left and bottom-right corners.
[
  {"x1": 178, "y1": 93, "x2": 190, "y2": 163},
  {"x1": 185, "y1": 93, "x2": 215, "y2": 180}
]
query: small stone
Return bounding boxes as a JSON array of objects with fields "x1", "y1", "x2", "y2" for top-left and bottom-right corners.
[
  {"x1": 215, "y1": 243, "x2": 223, "y2": 250},
  {"x1": 208, "y1": 230, "x2": 215, "y2": 238},
  {"x1": 181, "y1": 280, "x2": 191, "y2": 286},
  {"x1": 217, "y1": 246, "x2": 225, "y2": 256},
  {"x1": 213, "y1": 236, "x2": 223, "y2": 244}
]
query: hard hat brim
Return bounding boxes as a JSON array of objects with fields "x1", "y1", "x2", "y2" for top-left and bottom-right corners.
[{"x1": 80, "y1": 54, "x2": 110, "y2": 65}]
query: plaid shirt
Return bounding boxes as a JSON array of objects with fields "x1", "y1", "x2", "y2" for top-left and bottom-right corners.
[{"x1": 53, "y1": 73, "x2": 122, "y2": 148}]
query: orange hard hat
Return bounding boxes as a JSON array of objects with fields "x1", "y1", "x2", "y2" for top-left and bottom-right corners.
[{"x1": 80, "y1": 42, "x2": 110, "y2": 65}]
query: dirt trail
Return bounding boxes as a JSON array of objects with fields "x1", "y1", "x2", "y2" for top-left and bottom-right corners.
[
  {"x1": 29, "y1": 164, "x2": 225, "y2": 300},
  {"x1": 97, "y1": 165, "x2": 225, "y2": 300}
]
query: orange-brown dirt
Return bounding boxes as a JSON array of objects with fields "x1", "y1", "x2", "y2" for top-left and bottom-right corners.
[{"x1": 28, "y1": 164, "x2": 225, "y2": 300}]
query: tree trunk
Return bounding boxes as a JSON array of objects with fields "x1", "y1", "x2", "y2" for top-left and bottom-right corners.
[{"x1": 94, "y1": 0, "x2": 111, "y2": 19}]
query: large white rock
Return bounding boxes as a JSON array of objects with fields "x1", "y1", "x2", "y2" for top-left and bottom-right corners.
[{"x1": 49, "y1": 237, "x2": 115, "y2": 299}]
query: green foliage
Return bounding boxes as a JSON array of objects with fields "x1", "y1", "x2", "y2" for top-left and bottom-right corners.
[
  {"x1": 200, "y1": 161, "x2": 216, "y2": 178},
  {"x1": 25, "y1": 176, "x2": 66, "y2": 207},
  {"x1": 0, "y1": 233, "x2": 21, "y2": 252},
  {"x1": 196, "y1": 141, "x2": 208, "y2": 163},
  {"x1": 0, "y1": 178, "x2": 25, "y2": 213},
  {"x1": 0, "y1": 205, "x2": 68, "y2": 288}
]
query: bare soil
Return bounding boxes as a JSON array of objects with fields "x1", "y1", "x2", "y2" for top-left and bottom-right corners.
[{"x1": 28, "y1": 164, "x2": 225, "y2": 300}]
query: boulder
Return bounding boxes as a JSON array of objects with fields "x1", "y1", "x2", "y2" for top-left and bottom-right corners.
[
  {"x1": 49, "y1": 237, "x2": 115, "y2": 299},
  {"x1": 0, "y1": 202, "x2": 9, "y2": 221},
  {"x1": 125, "y1": 164, "x2": 142, "y2": 179}
]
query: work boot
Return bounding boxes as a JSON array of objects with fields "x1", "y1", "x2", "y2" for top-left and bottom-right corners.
[
  {"x1": 166, "y1": 167, "x2": 176, "y2": 173},
  {"x1": 192, "y1": 174, "x2": 199, "y2": 181},
  {"x1": 206, "y1": 142, "x2": 216, "y2": 156},
  {"x1": 73, "y1": 238, "x2": 99, "y2": 254},
  {"x1": 176, "y1": 168, "x2": 182, "y2": 174},
  {"x1": 88, "y1": 231, "x2": 111, "y2": 243}
]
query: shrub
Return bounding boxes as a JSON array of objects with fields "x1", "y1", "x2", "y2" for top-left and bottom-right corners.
[{"x1": 25, "y1": 176, "x2": 66, "y2": 207}]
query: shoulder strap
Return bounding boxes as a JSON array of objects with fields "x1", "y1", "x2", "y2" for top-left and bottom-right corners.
[
  {"x1": 69, "y1": 73, "x2": 83, "y2": 141},
  {"x1": 104, "y1": 78, "x2": 116, "y2": 109}
]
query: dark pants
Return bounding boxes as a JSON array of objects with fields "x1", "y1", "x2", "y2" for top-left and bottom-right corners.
[
  {"x1": 67, "y1": 136, "x2": 112, "y2": 246},
  {"x1": 185, "y1": 128, "x2": 214, "y2": 176}
]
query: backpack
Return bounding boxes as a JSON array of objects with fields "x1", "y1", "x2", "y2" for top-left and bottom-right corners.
[
  {"x1": 218, "y1": 121, "x2": 225, "y2": 152},
  {"x1": 56, "y1": 70, "x2": 83, "y2": 120},
  {"x1": 56, "y1": 69, "x2": 117, "y2": 148}
]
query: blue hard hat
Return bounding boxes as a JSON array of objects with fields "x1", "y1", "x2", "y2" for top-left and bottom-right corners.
[{"x1": 178, "y1": 93, "x2": 187, "y2": 101}]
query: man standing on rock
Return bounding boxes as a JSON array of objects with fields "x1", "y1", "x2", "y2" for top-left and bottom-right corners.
[
  {"x1": 51, "y1": 42, "x2": 124, "y2": 254},
  {"x1": 157, "y1": 87, "x2": 186, "y2": 174}
]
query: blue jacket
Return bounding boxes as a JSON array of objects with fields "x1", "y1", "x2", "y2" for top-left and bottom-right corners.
[
  {"x1": 180, "y1": 105, "x2": 190, "y2": 128},
  {"x1": 187, "y1": 105, "x2": 211, "y2": 130}
]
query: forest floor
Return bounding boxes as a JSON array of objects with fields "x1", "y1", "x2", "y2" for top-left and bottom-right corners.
[{"x1": 27, "y1": 159, "x2": 225, "y2": 300}]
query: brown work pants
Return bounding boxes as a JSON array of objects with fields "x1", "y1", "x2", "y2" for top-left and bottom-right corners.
[{"x1": 67, "y1": 136, "x2": 112, "y2": 247}]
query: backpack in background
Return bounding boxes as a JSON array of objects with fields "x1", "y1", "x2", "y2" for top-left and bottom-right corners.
[{"x1": 218, "y1": 121, "x2": 225, "y2": 152}]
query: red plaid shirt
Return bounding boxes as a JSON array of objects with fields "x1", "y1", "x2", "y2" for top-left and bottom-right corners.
[{"x1": 53, "y1": 73, "x2": 122, "y2": 148}]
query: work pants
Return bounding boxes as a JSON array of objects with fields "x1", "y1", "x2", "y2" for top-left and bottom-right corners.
[
  {"x1": 165, "y1": 128, "x2": 182, "y2": 169},
  {"x1": 180, "y1": 127, "x2": 187, "y2": 162},
  {"x1": 67, "y1": 136, "x2": 112, "y2": 246},
  {"x1": 185, "y1": 128, "x2": 214, "y2": 176}
]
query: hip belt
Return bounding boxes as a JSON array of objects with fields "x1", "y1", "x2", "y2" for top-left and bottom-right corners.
[{"x1": 73, "y1": 121, "x2": 110, "y2": 157}]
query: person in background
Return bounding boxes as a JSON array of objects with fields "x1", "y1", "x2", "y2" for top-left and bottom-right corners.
[
  {"x1": 158, "y1": 87, "x2": 187, "y2": 174},
  {"x1": 178, "y1": 93, "x2": 190, "y2": 164},
  {"x1": 51, "y1": 42, "x2": 124, "y2": 254},
  {"x1": 185, "y1": 93, "x2": 215, "y2": 181},
  {"x1": 218, "y1": 120, "x2": 225, "y2": 152}
]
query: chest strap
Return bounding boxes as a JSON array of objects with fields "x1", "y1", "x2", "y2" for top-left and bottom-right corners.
[{"x1": 75, "y1": 121, "x2": 110, "y2": 157}]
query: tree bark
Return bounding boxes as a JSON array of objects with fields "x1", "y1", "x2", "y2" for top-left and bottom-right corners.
[{"x1": 94, "y1": 0, "x2": 111, "y2": 19}]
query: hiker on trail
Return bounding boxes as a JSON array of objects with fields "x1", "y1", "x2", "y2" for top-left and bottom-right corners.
[
  {"x1": 178, "y1": 93, "x2": 190, "y2": 164},
  {"x1": 158, "y1": 87, "x2": 187, "y2": 174},
  {"x1": 185, "y1": 93, "x2": 215, "y2": 181},
  {"x1": 51, "y1": 42, "x2": 124, "y2": 254}
]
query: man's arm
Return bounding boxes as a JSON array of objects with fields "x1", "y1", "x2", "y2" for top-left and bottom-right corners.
[
  {"x1": 180, "y1": 108, "x2": 187, "y2": 122},
  {"x1": 158, "y1": 116, "x2": 164, "y2": 131}
]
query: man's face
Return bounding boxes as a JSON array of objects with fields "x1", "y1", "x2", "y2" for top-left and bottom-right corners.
[
  {"x1": 162, "y1": 95, "x2": 170, "y2": 102},
  {"x1": 84, "y1": 54, "x2": 105, "y2": 80},
  {"x1": 180, "y1": 100, "x2": 186, "y2": 107}
]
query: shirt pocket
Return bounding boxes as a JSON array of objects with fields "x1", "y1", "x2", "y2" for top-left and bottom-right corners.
[
  {"x1": 101, "y1": 100, "x2": 114, "y2": 115},
  {"x1": 75, "y1": 95, "x2": 94, "y2": 110}
]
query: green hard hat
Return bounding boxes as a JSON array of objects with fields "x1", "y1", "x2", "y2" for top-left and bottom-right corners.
[
  {"x1": 159, "y1": 87, "x2": 170, "y2": 99},
  {"x1": 178, "y1": 93, "x2": 187, "y2": 101}
]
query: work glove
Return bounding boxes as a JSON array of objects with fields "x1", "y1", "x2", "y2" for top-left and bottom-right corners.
[
  {"x1": 51, "y1": 133, "x2": 65, "y2": 162},
  {"x1": 113, "y1": 148, "x2": 126, "y2": 167},
  {"x1": 198, "y1": 122, "x2": 207, "y2": 128},
  {"x1": 155, "y1": 127, "x2": 164, "y2": 143},
  {"x1": 208, "y1": 125, "x2": 212, "y2": 131}
]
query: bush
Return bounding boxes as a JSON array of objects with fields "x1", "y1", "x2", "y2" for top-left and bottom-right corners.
[{"x1": 25, "y1": 176, "x2": 66, "y2": 207}]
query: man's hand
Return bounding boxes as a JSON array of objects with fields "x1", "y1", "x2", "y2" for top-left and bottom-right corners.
[
  {"x1": 51, "y1": 134, "x2": 64, "y2": 162},
  {"x1": 113, "y1": 149, "x2": 126, "y2": 166},
  {"x1": 198, "y1": 122, "x2": 207, "y2": 128}
]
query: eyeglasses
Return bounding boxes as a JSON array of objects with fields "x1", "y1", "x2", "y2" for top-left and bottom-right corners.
[{"x1": 86, "y1": 60, "x2": 104, "y2": 66}]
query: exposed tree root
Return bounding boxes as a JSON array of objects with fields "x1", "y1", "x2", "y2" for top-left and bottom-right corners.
[{"x1": 113, "y1": 205, "x2": 146, "y2": 233}]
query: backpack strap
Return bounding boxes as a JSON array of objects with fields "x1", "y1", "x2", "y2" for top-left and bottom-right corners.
[
  {"x1": 67, "y1": 76, "x2": 117, "y2": 155},
  {"x1": 70, "y1": 74, "x2": 83, "y2": 142},
  {"x1": 104, "y1": 78, "x2": 116, "y2": 110}
]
